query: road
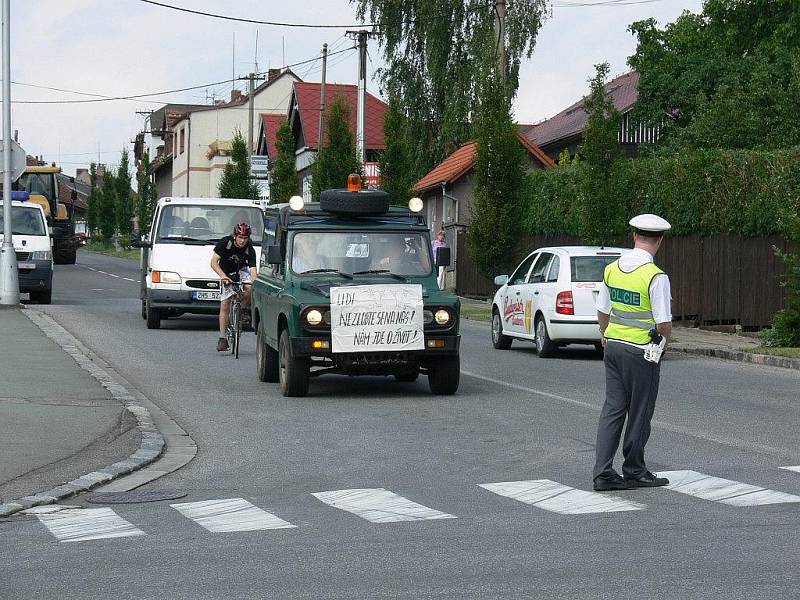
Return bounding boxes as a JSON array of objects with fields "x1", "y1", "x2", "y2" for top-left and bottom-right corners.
[{"x1": 2, "y1": 250, "x2": 799, "y2": 599}]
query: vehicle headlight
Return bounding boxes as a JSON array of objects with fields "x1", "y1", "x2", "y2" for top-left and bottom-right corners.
[
  {"x1": 31, "y1": 251, "x2": 52, "y2": 261},
  {"x1": 434, "y1": 309, "x2": 451, "y2": 325},
  {"x1": 152, "y1": 270, "x2": 181, "y2": 284},
  {"x1": 423, "y1": 310, "x2": 434, "y2": 325},
  {"x1": 306, "y1": 309, "x2": 323, "y2": 325}
]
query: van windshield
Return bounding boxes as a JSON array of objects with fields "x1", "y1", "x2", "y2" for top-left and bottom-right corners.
[
  {"x1": 0, "y1": 206, "x2": 47, "y2": 236},
  {"x1": 155, "y1": 205, "x2": 263, "y2": 244}
]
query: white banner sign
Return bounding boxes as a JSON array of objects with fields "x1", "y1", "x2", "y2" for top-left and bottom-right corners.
[{"x1": 330, "y1": 284, "x2": 424, "y2": 353}]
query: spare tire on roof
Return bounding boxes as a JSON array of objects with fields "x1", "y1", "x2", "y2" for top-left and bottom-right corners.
[{"x1": 319, "y1": 189, "x2": 390, "y2": 215}]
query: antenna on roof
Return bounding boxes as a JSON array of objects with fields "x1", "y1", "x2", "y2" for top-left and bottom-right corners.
[
  {"x1": 254, "y1": 30, "x2": 259, "y2": 73},
  {"x1": 232, "y1": 32, "x2": 236, "y2": 95},
  {"x1": 282, "y1": 36, "x2": 285, "y2": 68}
]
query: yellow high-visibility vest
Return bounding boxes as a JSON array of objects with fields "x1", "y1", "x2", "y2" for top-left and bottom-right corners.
[{"x1": 603, "y1": 260, "x2": 664, "y2": 345}]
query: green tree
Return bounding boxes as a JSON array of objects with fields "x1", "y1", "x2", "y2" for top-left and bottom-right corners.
[
  {"x1": 135, "y1": 150, "x2": 157, "y2": 233},
  {"x1": 86, "y1": 162, "x2": 98, "y2": 234},
  {"x1": 218, "y1": 129, "x2": 259, "y2": 199},
  {"x1": 629, "y1": 0, "x2": 800, "y2": 151},
  {"x1": 764, "y1": 215, "x2": 800, "y2": 347},
  {"x1": 353, "y1": 0, "x2": 549, "y2": 180},
  {"x1": 114, "y1": 150, "x2": 133, "y2": 241},
  {"x1": 379, "y1": 96, "x2": 415, "y2": 205},
  {"x1": 466, "y1": 70, "x2": 526, "y2": 276},
  {"x1": 311, "y1": 95, "x2": 361, "y2": 199},
  {"x1": 578, "y1": 62, "x2": 625, "y2": 246},
  {"x1": 98, "y1": 170, "x2": 116, "y2": 242},
  {"x1": 269, "y1": 120, "x2": 298, "y2": 203}
]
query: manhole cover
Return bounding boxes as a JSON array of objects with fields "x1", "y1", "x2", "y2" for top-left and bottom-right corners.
[{"x1": 87, "y1": 489, "x2": 187, "y2": 504}]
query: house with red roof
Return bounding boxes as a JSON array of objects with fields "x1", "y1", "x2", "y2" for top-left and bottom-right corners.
[
  {"x1": 286, "y1": 81, "x2": 388, "y2": 199},
  {"x1": 412, "y1": 133, "x2": 554, "y2": 291},
  {"x1": 523, "y1": 71, "x2": 658, "y2": 162}
]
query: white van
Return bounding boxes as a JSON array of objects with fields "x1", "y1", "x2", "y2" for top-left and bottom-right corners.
[
  {"x1": 136, "y1": 197, "x2": 264, "y2": 329},
  {"x1": 0, "y1": 199, "x2": 53, "y2": 304}
]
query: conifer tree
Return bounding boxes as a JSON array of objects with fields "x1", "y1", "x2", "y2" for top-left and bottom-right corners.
[
  {"x1": 135, "y1": 150, "x2": 157, "y2": 232},
  {"x1": 311, "y1": 95, "x2": 361, "y2": 199},
  {"x1": 269, "y1": 121, "x2": 298, "y2": 203},
  {"x1": 98, "y1": 170, "x2": 116, "y2": 242},
  {"x1": 379, "y1": 97, "x2": 415, "y2": 205},
  {"x1": 114, "y1": 150, "x2": 133, "y2": 240},
  {"x1": 86, "y1": 162, "x2": 98, "y2": 234},
  {"x1": 218, "y1": 129, "x2": 259, "y2": 199}
]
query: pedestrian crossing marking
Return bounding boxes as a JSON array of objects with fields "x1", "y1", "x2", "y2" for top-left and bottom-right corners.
[
  {"x1": 780, "y1": 466, "x2": 800, "y2": 474},
  {"x1": 478, "y1": 480, "x2": 645, "y2": 514},
  {"x1": 660, "y1": 470, "x2": 800, "y2": 506},
  {"x1": 36, "y1": 508, "x2": 145, "y2": 543},
  {"x1": 170, "y1": 498, "x2": 296, "y2": 532},
  {"x1": 312, "y1": 488, "x2": 457, "y2": 523}
]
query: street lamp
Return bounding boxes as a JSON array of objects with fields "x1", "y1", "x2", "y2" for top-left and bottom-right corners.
[{"x1": 0, "y1": 0, "x2": 18, "y2": 305}]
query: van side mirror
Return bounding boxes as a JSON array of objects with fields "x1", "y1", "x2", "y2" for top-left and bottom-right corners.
[
  {"x1": 130, "y1": 234, "x2": 150, "y2": 248},
  {"x1": 435, "y1": 246, "x2": 451, "y2": 267},
  {"x1": 267, "y1": 245, "x2": 283, "y2": 264}
]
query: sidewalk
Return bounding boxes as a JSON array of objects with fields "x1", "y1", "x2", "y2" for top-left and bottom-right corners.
[{"x1": 0, "y1": 306, "x2": 165, "y2": 517}]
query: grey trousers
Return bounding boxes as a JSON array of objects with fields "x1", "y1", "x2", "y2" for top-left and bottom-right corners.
[{"x1": 593, "y1": 341, "x2": 661, "y2": 480}]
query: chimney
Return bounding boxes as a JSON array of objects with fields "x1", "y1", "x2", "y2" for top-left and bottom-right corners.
[
  {"x1": 230, "y1": 89, "x2": 243, "y2": 103},
  {"x1": 267, "y1": 68, "x2": 281, "y2": 82}
]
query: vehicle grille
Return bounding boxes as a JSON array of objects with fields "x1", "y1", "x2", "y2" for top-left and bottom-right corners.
[
  {"x1": 185, "y1": 279, "x2": 220, "y2": 290},
  {"x1": 15, "y1": 252, "x2": 30, "y2": 261}
]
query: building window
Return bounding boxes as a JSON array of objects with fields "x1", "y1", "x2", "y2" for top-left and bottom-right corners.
[
  {"x1": 171, "y1": 135, "x2": 176, "y2": 156},
  {"x1": 179, "y1": 128, "x2": 185, "y2": 155},
  {"x1": 302, "y1": 176, "x2": 312, "y2": 201}
]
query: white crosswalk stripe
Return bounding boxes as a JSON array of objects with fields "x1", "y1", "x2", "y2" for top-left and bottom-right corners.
[
  {"x1": 479, "y1": 479, "x2": 645, "y2": 514},
  {"x1": 36, "y1": 507, "x2": 145, "y2": 542},
  {"x1": 780, "y1": 466, "x2": 800, "y2": 474},
  {"x1": 660, "y1": 470, "x2": 800, "y2": 506},
  {"x1": 170, "y1": 498, "x2": 296, "y2": 532},
  {"x1": 312, "y1": 488, "x2": 457, "y2": 523}
]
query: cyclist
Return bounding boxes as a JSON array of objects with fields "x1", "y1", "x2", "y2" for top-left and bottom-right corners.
[{"x1": 211, "y1": 222, "x2": 258, "y2": 351}]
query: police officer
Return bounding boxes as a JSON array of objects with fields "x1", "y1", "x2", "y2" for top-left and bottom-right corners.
[{"x1": 593, "y1": 214, "x2": 672, "y2": 491}]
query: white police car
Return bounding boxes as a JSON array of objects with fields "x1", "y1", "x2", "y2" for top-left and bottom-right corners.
[{"x1": 491, "y1": 246, "x2": 628, "y2": 357}]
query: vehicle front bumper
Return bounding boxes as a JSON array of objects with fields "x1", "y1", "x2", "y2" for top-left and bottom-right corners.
[
  {"x1": 149, "y1": 289, "x2": 221, "y2": 315},
  {"x1": 18, "y1": 260, "x2": 53, "y2": 292}
]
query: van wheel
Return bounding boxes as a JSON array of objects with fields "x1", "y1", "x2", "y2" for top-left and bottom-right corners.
[
  {"x1": 278, "y1": 329, "x2": 309, "y2": 397},
  {"x1": 145, "y1": 298, "x2": 161, "y2": 329},
  {"x1": 491, "y1": 309, "x2": 512, "y2": 349},
  {"x1": 428, "y1": 355, "x2": 460, "y2": 395},
  {"x1": 30, "y1": 288, "x2": 52, "y2": 304},
  {"x1": 257, "y1": 327, "x2": 279, "y2": 383},
  {"x1": 535, "y1": 317, "x2": 556, "y2": 358}
]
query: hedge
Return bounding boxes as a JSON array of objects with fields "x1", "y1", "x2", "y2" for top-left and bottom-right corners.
[{"x1": 523, "y1": 148, "x2": 800, "y2": 239}]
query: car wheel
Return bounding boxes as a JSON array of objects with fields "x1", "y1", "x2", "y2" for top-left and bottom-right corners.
[
  {"x1": 141, "y1": 298, "x2": 147, "y2": 320},
  {"x1": 257, "y1": 326, "x2": 279, "y2": 383},
  {"x1": 279, "y1": 329, "x2": 309, "y2": 397},
  {"x1": 145, "y1": 297, "x2": 161, "y2": 329},
  {"x1": 535, "y1": 316, "x2": 557, "y2": 358},
  {"x1": 491, "y1": 309, "x2": 512, "y2": 349},
  {"x1": 428, "y1": 355, "x2": 460, "y2": 395}
]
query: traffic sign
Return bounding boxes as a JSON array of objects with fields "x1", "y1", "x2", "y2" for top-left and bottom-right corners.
[{"x1": 0, "y1": 139, "x2": 26, "y2": 182}]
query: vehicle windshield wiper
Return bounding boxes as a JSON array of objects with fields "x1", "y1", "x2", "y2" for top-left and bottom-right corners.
[
  {"x1": 352, "y1": 269, "x2": 407, "y2": 281},
  {"x1": 299, "y1": 268, "x2": 353, "y2": 279},
  {"x1": 159, "y1": 235, "x2": 208, "y2": 243}
]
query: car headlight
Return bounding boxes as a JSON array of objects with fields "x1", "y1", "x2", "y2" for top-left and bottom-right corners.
[
  {"x1": 434, "y1": 309, "x2": 451, "y2": 325},
  {"x1": 423, "y1": 310, "x2": 434, "y2": 325},
  {"x1": 31, "y1": 251, "x2": 52, "y2": 261},
  {"x1": 152, "y1": 270, "x2": 181, "y2": 284},
  {"x1": 306, "y1": 309, "x2": 323, "y2": 325}
]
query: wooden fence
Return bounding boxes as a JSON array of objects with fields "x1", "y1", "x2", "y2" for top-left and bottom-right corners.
[{"x1": 455, "y1": 233, "x2": 795, "y2": 328}]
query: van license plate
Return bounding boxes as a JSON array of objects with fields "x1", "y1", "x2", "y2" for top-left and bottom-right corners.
[
  {"x1": 193, "y1": 291, "x2": 220, "y2": 301},
  {"x1": 18, "y1": 262, "x2": 35, "y2": 269}
]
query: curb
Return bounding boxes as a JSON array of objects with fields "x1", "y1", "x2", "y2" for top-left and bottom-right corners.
[
  {"x1": 672, "y1": 346, "x2": 800, "y2": 371},
  {"x1": 0, "y1": 310, "x2": 166, "y2": 518}
]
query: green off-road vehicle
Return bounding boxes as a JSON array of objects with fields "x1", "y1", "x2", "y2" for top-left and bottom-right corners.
[{"x1": 252, "y1": 186, "x2": 460, "y2": 397}]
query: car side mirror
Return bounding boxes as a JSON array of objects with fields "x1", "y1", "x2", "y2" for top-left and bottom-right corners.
[
  {"x1": 494, "y1": 274, "x2": 509, "y2": 286},
  {"x1": 435, "y1": 246, "x2": 451, "y2": 267},
  {"x1": 267, "y1": 245, "x2": 283, "y2": 265}
]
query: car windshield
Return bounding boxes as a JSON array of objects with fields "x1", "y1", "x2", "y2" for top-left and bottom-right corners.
[
  {"x1": 155, "y1": 205, "x2": 263, "y2": 244},
  {"x1": 291, "y1": 231, "x2": 433, "y2": 277},
  {"x1": 570, "y1": 255, "x2": 620, "y2": 282},
  {"x1": 0, "y1": 206, "x2": 47, "y2": 236}
]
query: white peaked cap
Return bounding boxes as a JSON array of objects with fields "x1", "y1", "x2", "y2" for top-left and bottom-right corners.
[{"x1": 629, "y1": 213, "x2": 671, "y2": 232}]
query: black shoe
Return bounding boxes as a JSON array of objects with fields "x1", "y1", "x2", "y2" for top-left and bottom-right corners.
[
  {"x1": 624, "y1": 471, "x2": 669, "y2": 488},
  {"x1": 216, "y1": 337, "x2": 229, "y2": 352},
  {"x1": 593, "y1": 474, "x2": 631, "y2": 492}
]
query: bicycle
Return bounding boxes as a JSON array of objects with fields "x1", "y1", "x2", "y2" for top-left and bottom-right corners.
[{"x1": 224, "y1": 281, "x2": 247, "y2": 359}]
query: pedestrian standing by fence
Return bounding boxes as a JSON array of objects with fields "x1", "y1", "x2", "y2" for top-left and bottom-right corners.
[
  {"x1": 593, "y1": 214, "x2": 673, "y2": 492},
  {"x1": 431, "y1": 229, "x2": 448, "y2": 290}
]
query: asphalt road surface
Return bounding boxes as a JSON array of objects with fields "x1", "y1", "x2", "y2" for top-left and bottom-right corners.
[{"x1": 2, "y1": 250, "x2": 799, "y2": 599}]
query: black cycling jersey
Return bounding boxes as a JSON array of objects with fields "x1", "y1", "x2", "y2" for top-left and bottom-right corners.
[{"x1": 214, "y1": 235, "x2": 256, "y2": 277}]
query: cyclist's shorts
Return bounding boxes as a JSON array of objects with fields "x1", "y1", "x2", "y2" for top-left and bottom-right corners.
[{"x1": 220, "y1": 268, "x2": 253, "y2": 301}]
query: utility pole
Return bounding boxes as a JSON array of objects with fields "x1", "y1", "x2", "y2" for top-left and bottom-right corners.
[
  {"x1": 0, "y1": 0, "x2": 19, "y2": 305},
  {"x1": 247, "y1": 72, "x2": 255, "y2": 159},
  {"x1": 317, "y1": 43, "x2": 328, "y2": 151},
  {"x1": 347, "y1": 30, "x2": 377, "y2": 166},
  {"x1": 494, "y1": 0, "x2": 507, "y2": 80}
]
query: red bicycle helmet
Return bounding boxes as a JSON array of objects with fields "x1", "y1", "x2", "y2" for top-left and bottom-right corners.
[{"x1": 233, "y1": 222, "x2": 251, "y2": 237}]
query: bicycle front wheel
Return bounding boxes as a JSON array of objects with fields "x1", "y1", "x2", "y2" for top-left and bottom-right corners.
[{"x1": 234, "y1": 302, "x2": 242, "y2": 359}]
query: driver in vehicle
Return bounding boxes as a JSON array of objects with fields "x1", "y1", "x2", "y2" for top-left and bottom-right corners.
[{"x1": 211, "y1": 222, "x2": 257, "y2": 352}]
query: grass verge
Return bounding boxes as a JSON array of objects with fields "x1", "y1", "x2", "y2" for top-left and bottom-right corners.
[
  {"x1": 82, "y1": 244, "x2": 140, "y2": 261},
  {"x1": 748, "y1": 346, "x2": 800, "y2": 359},
  {"x1": 460, "y1": 303, "x2": 492, "y2": 322}
]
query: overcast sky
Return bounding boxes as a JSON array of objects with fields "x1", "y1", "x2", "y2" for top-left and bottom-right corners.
[{"x1": 9, "y1": 0, "x2": 704, "y2": 177}]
